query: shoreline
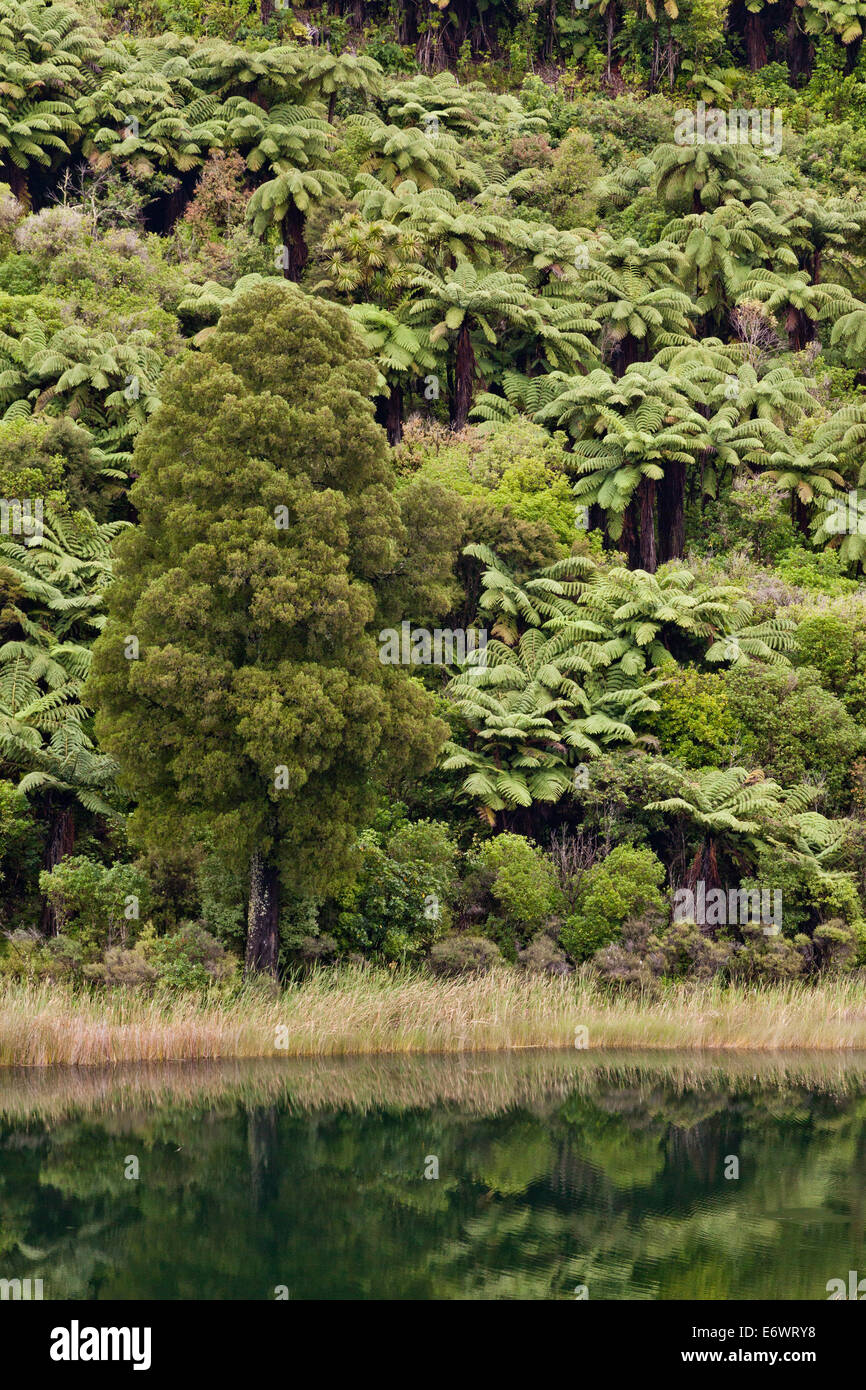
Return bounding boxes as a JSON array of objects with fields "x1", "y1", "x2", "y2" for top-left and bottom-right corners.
[{"x1": 4, "y1": 967, "x2": 866, "y2": 1064}]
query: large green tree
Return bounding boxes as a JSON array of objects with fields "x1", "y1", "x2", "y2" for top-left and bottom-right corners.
[{"x1": 87, "y1": 282, "x2": 446, "y2": 975}]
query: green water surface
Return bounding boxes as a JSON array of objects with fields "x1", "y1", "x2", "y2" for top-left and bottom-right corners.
[{"x1": 1, "y1": 1051, "x2": 865, "y2": 1300}]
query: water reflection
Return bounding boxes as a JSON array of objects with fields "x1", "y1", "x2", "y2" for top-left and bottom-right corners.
[{"x1": 1, "y1": 1052, "x2": 865, "y2": 1300}]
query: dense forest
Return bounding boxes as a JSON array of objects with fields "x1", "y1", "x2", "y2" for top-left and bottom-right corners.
[{"x1": 6, "y1": 0, "x2": 866, "y2": 991}]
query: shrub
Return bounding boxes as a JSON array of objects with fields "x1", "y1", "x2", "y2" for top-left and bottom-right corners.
[
  {"x1": 182, "y1": 151, "x2": 249, "y2": 241},
  {"x1": 561, "y1": 845, "x2": 667, "y2": 962},
  {"x1": 644, "y1": 918, "x2": 734, "y2": 981},
  {"x1": 14, "y1": 207, "x2": 87, "y2": 260},
  {"x1": 793, "y1": 613, "x2": 855, "y2": 692},
  {"x1": 398, "y1": 419, "x2": 576, "y2": 545},
  {"x1": 518, "y1": 933, "x2": 572, "y2": 975},
  {"x1": 335, "y1": 822, "x2": 457, "y2": 962},
  {"x1": 0, "y1": 415, "x2": 86, "y2": 509},
  {"x1": 720, "y1": 472, "x2": 796, "y2": 562},
  {"x1": 728, "y1": 924, "x2": 806, "y2": 982},
  {"x1": 724, "y1": 663, "x2": 863, "y2": 811},
  {"x1": 740, "y1": 851, "x2": 866, "y2": 947},
  {"x1": 533, "y1": 130, "x2": 603, "y2": 227},
  {"x1": 773, "y1": 545, "x2": 858, "y2": 595},
  {"x1": 0, "y1": 252, "x2": 40, "y2": 295},
  {"x1": 808, "y1": 919, "x2": 862, "y2": 973},
  {"x1": 38, "y1": 857, "x2": 151, "y2": 954},
  {"x1": 138, "y1": 923, "x2": 236, "y2": 989},
  {"x1": 465, "y1": 833, "x2": 563, "y2": 955},
  {"x1": 83, "y1": 924, "x2": 236, "y2": 990},
  {"x1": 653, "y1": 668, "x2": 738, "y2": 768},
  {"x1": 428, "y1": 935, "x2": 501, "y2": 976}
]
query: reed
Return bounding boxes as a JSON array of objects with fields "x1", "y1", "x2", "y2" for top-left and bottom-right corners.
[{"x1": 3, "y1": 966, "x2": 866, "y2": 1065}]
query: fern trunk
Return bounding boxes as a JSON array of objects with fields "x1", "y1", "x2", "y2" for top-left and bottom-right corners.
[
  {"x1": 281, "y1": 204, "x2": 308, "y2": 283},
  {"x1": 453, "y1": 321, "x2": 476, "y2": 429},
  {"x1": 786, "y1": 305, "x2": 814, "y2": 353},
  {"x1": 621, "y1": 499, "x2": 641, "y2": 569},
  {"x1": 685, "y1": 838, "x2": 722, "y2": 901},
  {"x1": 638, "y1": 476, "x2": 657, "y2": 573},
  {"x1": 657, "y1": 458, "x2": 686, "y2": 562},
  {"x1": 386, "y1": 382, "x2": 403, "y2": 445},
  {"x1": 0, "y1": 158, "x2": 28, "y2": 207},
  {"x1": 792, "y1": 491, "x2": 811, "y2": 537}
]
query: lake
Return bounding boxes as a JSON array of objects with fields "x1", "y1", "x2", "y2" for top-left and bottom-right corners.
[{"x1": 1, "y1": 1051, "x2": 865, "y2": 1300}]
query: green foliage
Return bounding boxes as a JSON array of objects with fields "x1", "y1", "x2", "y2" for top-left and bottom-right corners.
[
  {"x1": 725, "y1": 663, "x2": 863, "y2": 811},
  {"x1": 465, "y1": 833, "x2": 563, "y2": 957},
  {"x1": 560, "y1": 844, "x2": 667, "y2": 962},
  {"x1": 397, "y1": 419, "x2": 576, "y2": 543},
  {"x1": 0, "y1": 779, "x2": 39, "y2": 914},
  {"x1": 335, "y1": 820, "x2": 456, "y2": 962},
  {"x1": 428, "y1": 933, "x2": 501, "y2": 975},
  {"x1": 741, "y1": 846, "x2": 866, "y2": 958},
  {"x1": 654, "y1": 668, "x2": 737, "y2": 768},
  {"x1": 774, "y1": 545, "x2": 859, "y2": 595},
  {"x1": 133, "y1": 921, "x2": 237, "y2": 988},
  {"x1": 793, "y1": 612, "x2": 856, "y2": 691},
  {"x1": 5, "y1": 0, "x2": 866, "y2": 989},
  {"x1": 88, "y1": 283, "x2": 446, "y2": 925},
  {"x1": 38, "y1": 854, "x2": 150, "y2": 952}
]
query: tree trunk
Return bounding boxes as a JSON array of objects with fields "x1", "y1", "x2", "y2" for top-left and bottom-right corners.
[
  {"x1": 260, "y1": 0, "x2": 274, "y2": 23},
  {"x1": 247, "y1": 1107, "x2": 279, "y2": 1209},
  {"x1": 281, "y1": 203, "x2": 308, "y2": 283},
  {"x1": 638, "y1": 475, "x2": 657, "y2": 573},
  {"x1": 657, "y1": 458, "x2": 686, "y2": 562},
  {"x1": 40, "y1": 801, "x2": 76, "y2": 935},
  {"x1": 245, "y1": 851, "x2": 280, "y2": 977},
  {"x1": 649, "y1": 24, "x2": 660, "y2": 93},
  {"x1": 453, "y1": 321, "x2": 475, "y2": 429}
]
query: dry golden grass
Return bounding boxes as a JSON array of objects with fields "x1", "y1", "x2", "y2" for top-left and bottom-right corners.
[{"x1": 4, "y1": 965, "x2": 866, "y2": 1066}]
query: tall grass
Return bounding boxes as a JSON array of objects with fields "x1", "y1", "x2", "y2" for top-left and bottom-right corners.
[{"x1": 4, "y1": 966, "x2": 866, "y2": 1065}]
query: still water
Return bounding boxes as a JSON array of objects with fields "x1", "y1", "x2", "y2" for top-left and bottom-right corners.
[{"x1": 1, "y1": 1051, "x2": 865, "y2": 1300}]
